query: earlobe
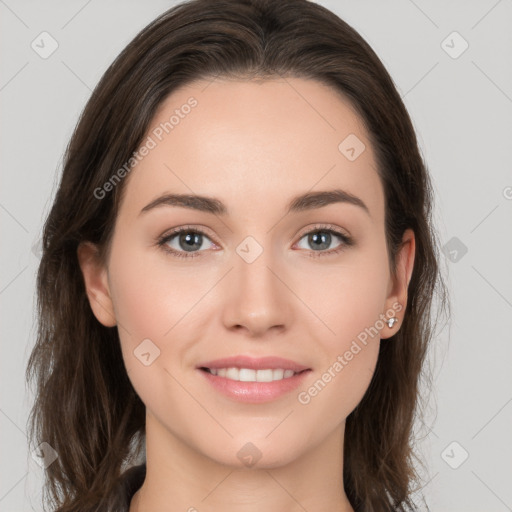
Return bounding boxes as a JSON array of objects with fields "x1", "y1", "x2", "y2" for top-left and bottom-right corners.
[
  {"x1": 382, "y1": 228, "x2": 416, "y2": 338},
  {"x1": 76, "y1": 241, "x2": 117, "y2": 327}
]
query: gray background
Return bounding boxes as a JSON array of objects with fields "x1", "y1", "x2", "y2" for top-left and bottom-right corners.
[{"x1": 1, "y1": 0, "x2": 511, "y2": 511}]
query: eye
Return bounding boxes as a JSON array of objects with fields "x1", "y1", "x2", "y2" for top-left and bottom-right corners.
[
  {"x1": 157, "y1": 226, "x2": 216, "y2": 259},
  {"x1": 156, "y1": 223, "x2": 354, "y2": 260},
  {"x1": 294, "y1": 224, "x2": 354, "y2": 258}
]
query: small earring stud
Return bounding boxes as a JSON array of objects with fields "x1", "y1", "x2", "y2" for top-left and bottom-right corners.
[{"x1": 387, "y1": 317, "x2": 398, "y2": 328}]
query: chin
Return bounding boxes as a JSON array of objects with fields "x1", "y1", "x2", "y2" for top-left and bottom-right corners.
[{"x1": 204, "y1": 439, "x2": 302, "y2": 470}]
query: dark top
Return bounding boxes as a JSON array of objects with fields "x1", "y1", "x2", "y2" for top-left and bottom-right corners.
[{"x1": 106, "y1": 463, "x2": 146, "y2": 512}]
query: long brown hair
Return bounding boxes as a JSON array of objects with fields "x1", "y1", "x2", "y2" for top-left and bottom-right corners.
[{"x1": 25, "y1": 1, "x2": 450, "y2": 510}]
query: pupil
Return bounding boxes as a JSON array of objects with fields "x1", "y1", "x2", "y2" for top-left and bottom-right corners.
[
  {"x1": 180, "y1": 232, "x2": 201, "y2": 252},
  {"x1": 310, "y1": 231, "x2": 330, "y2": 250}
]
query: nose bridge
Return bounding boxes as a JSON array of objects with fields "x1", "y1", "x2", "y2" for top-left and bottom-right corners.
[
  {"x1": 237, "y1": 236, "x2": 276, "y2": 290},
  {"x1": 236, "y1": 233, "x2": 282, "y2": 304},
  {"x1": 221, "y1": 232, "x2": 292, "y2": 334}
]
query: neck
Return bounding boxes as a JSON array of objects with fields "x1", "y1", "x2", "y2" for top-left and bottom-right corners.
[{"x1": 130, "y1": 411, "x2": 354, "y2": 512}]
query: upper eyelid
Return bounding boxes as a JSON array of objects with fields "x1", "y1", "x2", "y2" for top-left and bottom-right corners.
[
  {"x1": 161, "y1": 225, "x2": 218, "y2": 245},
  {"x1": 294, "y1": 223, "x2": 351, "y2": 239}
]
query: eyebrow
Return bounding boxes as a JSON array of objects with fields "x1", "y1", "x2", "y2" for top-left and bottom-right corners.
[{"x1": 139, "y1": 188, "x2": 370, "y2": 217}]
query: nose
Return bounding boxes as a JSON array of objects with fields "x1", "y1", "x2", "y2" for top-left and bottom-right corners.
[{"x1": 220, "y1": 243, "x2": 294, "y2": 338}]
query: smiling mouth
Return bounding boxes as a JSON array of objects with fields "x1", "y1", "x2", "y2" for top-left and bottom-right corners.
[{"x1": 199, "y1": 367, "x2": 309, "y2": 383}]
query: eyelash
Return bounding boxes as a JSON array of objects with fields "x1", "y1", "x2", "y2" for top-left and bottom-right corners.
[{"x1": 156, "y1": 223, "x2": 354, "y2": 260}]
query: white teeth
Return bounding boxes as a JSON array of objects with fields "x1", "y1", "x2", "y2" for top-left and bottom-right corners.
[
  {"x1": 207, "y1": 367, "x2": 299, "y2": 382},
  {"x1": 226, "y1": 367, "x2": 239, "y2": 380},
  {"x1": 273, "y1": 369, "x2": 284, "y2": 380},
  {"x1": 239, "y1": 368, "x2": 257, "y2": 381}
]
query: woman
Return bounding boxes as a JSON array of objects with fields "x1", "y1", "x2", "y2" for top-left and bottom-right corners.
[{"x1": 26, "y1": 0, "x2": 450, "y2": 511}]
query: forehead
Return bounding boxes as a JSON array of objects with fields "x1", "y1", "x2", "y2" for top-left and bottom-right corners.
[{"x1": 119, "y1": 77, "x2": 384, "y2": 223}]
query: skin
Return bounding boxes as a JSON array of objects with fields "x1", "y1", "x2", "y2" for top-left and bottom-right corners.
[{"x1": 78, "y1": 77, "x2": 415, "y2": 512}]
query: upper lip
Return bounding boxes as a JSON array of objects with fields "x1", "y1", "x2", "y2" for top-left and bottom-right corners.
[{"x1": 197, "y1": 355, "x2": 311, "y2": 372}]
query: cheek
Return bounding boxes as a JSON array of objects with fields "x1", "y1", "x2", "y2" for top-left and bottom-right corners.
[
  {"x1": 108, "y1": 240, "x2": 206, "y2": 342},
  {"x1": 294, "y1": 280, "x2": 384, "y2": 431},
  {"x1": 108, "y1": 244, "x2": 200, "y2": 412},
  {"x1": 108, "y1": 238, "x2": 219, "y2": 396},
  {"x1": 292, "y1": 240, "x2": 390, "y2": 346},
  {"x1": 292, "y1": 245, "x2": 388, "y2": 412}
]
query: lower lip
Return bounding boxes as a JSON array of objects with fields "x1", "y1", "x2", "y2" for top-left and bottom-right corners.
[{"x1": 197, "y1": 368, "x2": 311, "y2": 403}]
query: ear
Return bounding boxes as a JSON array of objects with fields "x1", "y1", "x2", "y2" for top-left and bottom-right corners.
[
  {"x1": 77, "y1": 241, "x2": 117, "y2": 327},
  {"x1": 381, "y1": 228, "x2": 415, "y2": 339}
]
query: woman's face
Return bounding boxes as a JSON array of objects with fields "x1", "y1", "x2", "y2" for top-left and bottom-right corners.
[{"x1": 79, "y1": 77, "x2": 414, "y2": 469}]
